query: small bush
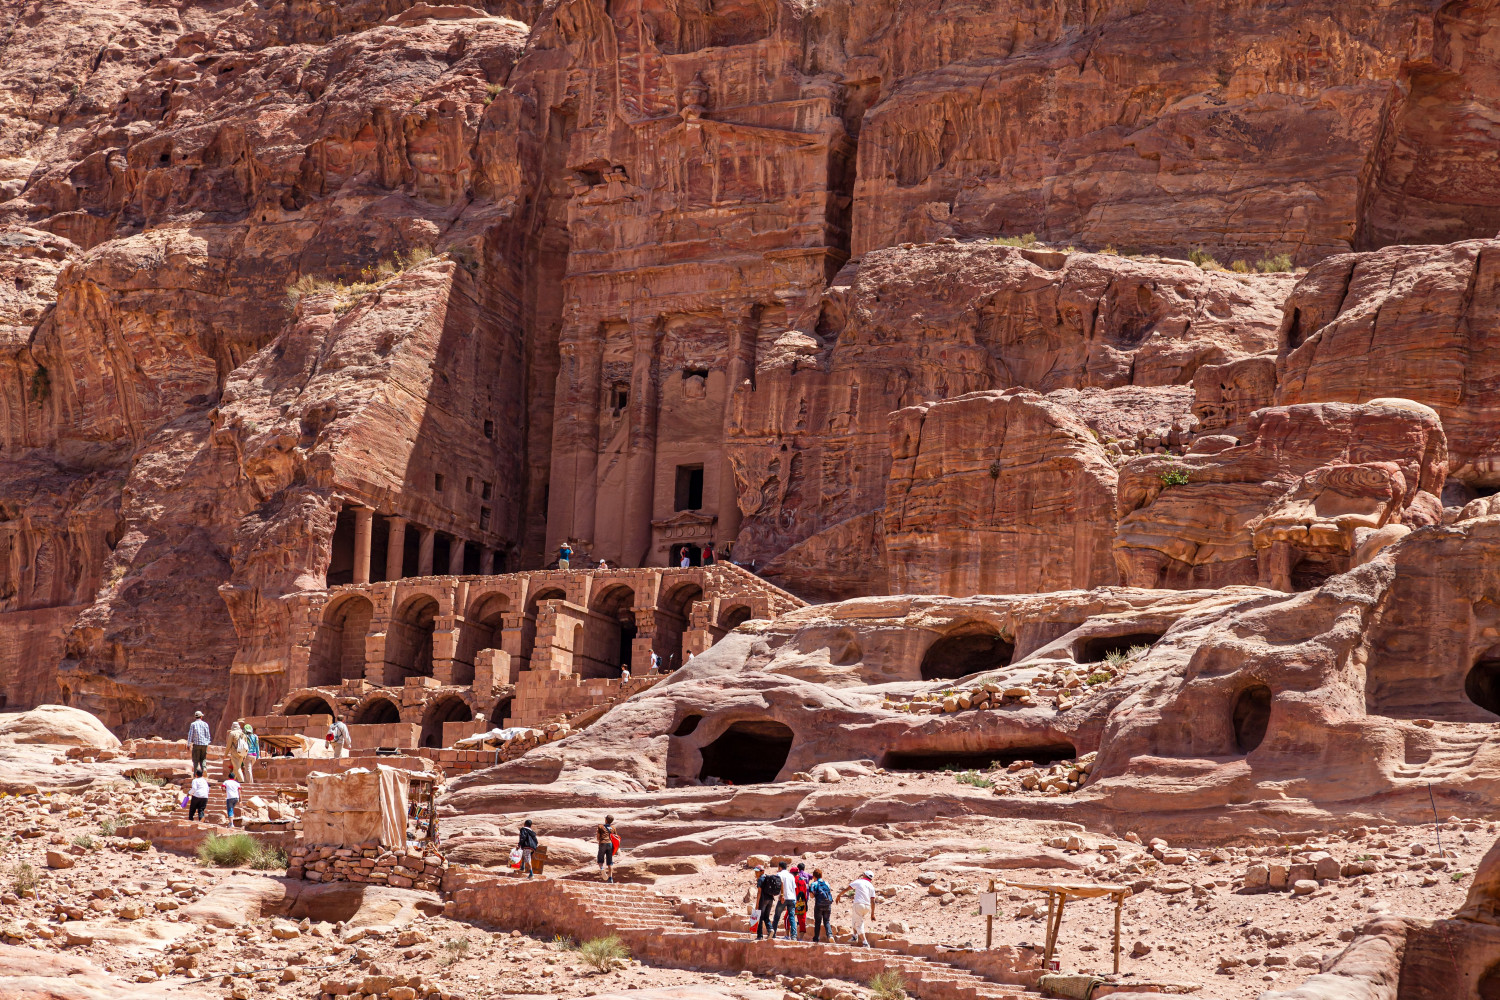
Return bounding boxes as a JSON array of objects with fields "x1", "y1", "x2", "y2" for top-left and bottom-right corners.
[
  {"x1": 285, "y1": 248, "x2": 436, "y2": 314},
  {"x1": 71, "y1": 834, "x2": 95, "y2": 850},
  {"x1": 1126, "y1": 644, "x2": 1151, "y2": 659},
  {"x1": 441, "y1": 937, "x2": 471, "y2": 966},
  {"x1": 1452, "y1": 871, "x2": 1469, "y2": 882},
  {"x1": 129, "y1": 773, "x2": 167, "y2": 787},
  {"x1": 1104, "y1": 648, "x2": 1128, "y2": 667},
  {"x1": 991, "y1": 233, "x2": 1038, "y2": 247},
  {"x1": 1159, "y1": 466, "x2": 1191, "y2": 487},
  {"x1": 97, "y1": 817, "x2": 117, "y2": 837},
  {"x1": 11, "y1": 862, "x2": 36, "y2": 895},
  {"x1": 1230, "y1": 259, "x2": 1251, "y2": 273},
  {"x1": 579, "y1": 935, "x2": 629, "y2": 973},
  {"x1": 552, "y1": 934, "x2": 579, "y2": 951},
  {"x1": 1188, "y1": 248, "x2": 1221, "y2": 270},
  {"x1": 1255, "y1": 253, "x2": 1295, "y2": 273},
  {"x1": 953, "y1": 770, "x2": 993, "y2": 788},
  {"x1": 870, "y1": 971, "x2": 909, "y2": 1000},
  {"x1": 197, "y1": 833, "x2": 285, "y2": 869},
  {"x1": 1086, "y1": 671, "x2": 1112, "y2": 686}
]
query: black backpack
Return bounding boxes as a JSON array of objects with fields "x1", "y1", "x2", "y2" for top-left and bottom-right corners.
[{"x1": 758, "y1": 873, "x2": 781, "y2": 897}]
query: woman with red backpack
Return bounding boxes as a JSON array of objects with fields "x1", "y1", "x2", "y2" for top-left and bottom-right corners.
[{"x1": 596, "y1": 815, "x2": 620, "y2": 882}]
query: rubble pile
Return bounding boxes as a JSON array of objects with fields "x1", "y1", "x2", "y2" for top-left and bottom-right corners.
[{"x1": 288, "y1": 842, "x2": 447, "y2": 891}]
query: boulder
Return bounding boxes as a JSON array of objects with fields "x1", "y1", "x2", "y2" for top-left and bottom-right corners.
[{"x1": 0, "y1": 706, "x2": 119, "y2": 749}]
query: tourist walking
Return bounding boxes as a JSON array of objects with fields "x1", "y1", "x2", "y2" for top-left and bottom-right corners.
[
  {"x1": 243, "y1": 724, "x2": 260, "y2": 783},
  {"x1": 596, "y1": 815, "x2": 618, "y2": 882},
  {"x1": 794, "y1": 862, "x2": 809, "y2": 936},
  {"x1": 187, "y1": 711, "x2": 211, "y2": 775},
  {"x1": 703, "y1": 543, "x2": 715, "y2": 566},
  {"x1": 808, "y1": 868, "x2": 834, "y2": 942},
  {"x1": 223, "y1": 776, "x2": 241, "y2": 825},
  {"x1": 559, "y1": 541, "x2": 572, "y2": 570},
  {"x1": 225, "y1": 722, "x2": 246, "y2": 781},
  {"x1": 772, "y1": 861, "x2": 798, "y2": 939},
  {"x1": 679, "y1": 548, "x2": 691, "y2": 569},
  {"x1": 327, "y1": 716, "x2": 352, "y2": 758},
  {"x1": 753, "y1": 865, "x2": 778, "y2": 940},
  {"x1": 187, "y1": 772, "x2": 210, "y2": 821},
  {"x1": 650, "y1": 650, "x2": 661, "y2": 673},
  {"x1": 517, "y1": 819, "x2": 539, "y2": 878},
  {"x1": 838, "y1": 870, "x2": 876, "y2": 946}
]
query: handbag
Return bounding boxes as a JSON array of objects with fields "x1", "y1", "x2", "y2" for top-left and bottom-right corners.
[
  {"x1": 610, "y1": 832, "x2": 621, "y2": 853},
  {"x1": 179, "y1": 794, "x2": 189, "y2": 809},
  {"x1": 508, "y1": 847, "x2": 523, "y2": 868}
]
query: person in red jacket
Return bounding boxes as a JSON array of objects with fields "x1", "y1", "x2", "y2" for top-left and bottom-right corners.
[{"x1": 794, "y1": 862, "x2": 810, "y2": 936}]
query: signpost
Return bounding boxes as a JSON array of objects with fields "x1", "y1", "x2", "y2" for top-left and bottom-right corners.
[{"x1": 980, "y1": 878, "x2": 997, "y2": 948}]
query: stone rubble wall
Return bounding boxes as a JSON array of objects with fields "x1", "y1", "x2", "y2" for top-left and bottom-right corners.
[{"x1": 288, "y1": 841, "x2": 446, "y2": 892}]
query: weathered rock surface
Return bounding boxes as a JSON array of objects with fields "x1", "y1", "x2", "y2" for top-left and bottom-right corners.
[{"x1": 0, "y1": 704, "x2": 119, "y2": 748}]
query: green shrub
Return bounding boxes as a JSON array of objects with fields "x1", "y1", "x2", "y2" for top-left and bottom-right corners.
[
  {"x1": 1188, "y1": 248, "x2": 1220, "y2": 270},
  {"x1": 1086, "y1": 671, "x2": 1112, "y2": 686},
  {"x1": 991, "y1": 233, "x2": 1038, "y2": 247},
  {"x1": 71, "y1": 834, "x2": 95, "y2": 850},
  {"x1": 285, "y1": 248, "x2": 436, "y2": 314},
  {"x1": 870, "y1": 971, "x2": 909, "y2": 1000},
  {"x1": 1126, "y1": 644, "x2": 1151, "y2": 658},
  {"x1": 1230, "y1": 259, "x2": 1251, "y2": 273},
  {"x1": 441, "y1": 937, "x2": 471, "y2": 966},
  {"x1": 129, "y1": 773, "x2": 167, "y2": 787},
  {"x1": 197, "y1": 833, "x2": 285, "y2": 869},
  {"x1": 552, "y1": 934, "x2": 579, "y2": 951},
  {"x1": 953, "y1": 770, "x2": 993, "y2": 788},
  {"x1": 1256, "y1": 253, "x2": 1295, "y2": 273},
  {"x1": 97, "y1": 817, "x2": 116, "y2": 837},
  {"x1": 578, "y1": 935, "x2": 629, "y2": 972},
  {"x1": 1159, "y1": 466, "x2": 1190, "y2": 487},
  {"x1": 11, "y1": 862, "x2": 36, "y2": 895}
]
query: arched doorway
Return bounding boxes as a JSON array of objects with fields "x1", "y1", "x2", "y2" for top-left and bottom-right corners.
[
  {"x1": 456, "y1": 592, "x2": 510, "y2": 686},
  {"x1": 420, "y1": 696, "x2": 473, "y2": 748},
  {"x1": 582, "y1": 585, "x2": 636, "y2": 679},
  {"x1": 921, "y1": 627, "x2": 1014, "y2": 680},
  {"x1": 309, "y1": 595, "x2": 374, "y2": 686},
  {"x1": 1076, "y1": 632, "x2": 1162, "y2": 664},
  {"x1": 354, "y1": 697, "x2": 400, "y2": 725},
  {"x1": 519, "y1": 587, "x2": 566, "y2": 667},
  {"x1": 1466, "y1": 656, "x2": 1500, "y2": 717},
  {"x1": 698, "y1": 720, "x2": 794, "y2": 784},
  {"x1": 385, "y1": 594, "x2": 438, "y2": 685},
  {"x1": 1233, "y1": 684, "x2": 1272, "y2": 754},
  {"x1": 673, "y1": 543, "x2": 702, "y2": 566},
  {"x1": 284, "y1": 695, "x2": 336, "y2": 719},
  {"x1": 719, "y1": 604, "x2": 753, "y2": 632},
  {"x1": 655, "y1": 582, "x2": 702, "y2": 672}
]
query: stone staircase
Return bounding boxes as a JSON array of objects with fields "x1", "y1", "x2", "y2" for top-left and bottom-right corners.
[
  {"x1": 1393, "y1": 728, "x2": 1491, "y2": 781},
  {"x1": 443, "y1": 873, "x2": 1045, "y2": 1000}
]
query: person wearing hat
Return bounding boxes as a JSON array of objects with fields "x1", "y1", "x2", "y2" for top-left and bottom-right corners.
[
  {"x1": 225, "y1": 722, "x2": 247, "y2": 782},
  {"x1": 187, "y1": 711, "x2": 212, "y2": 775},
  {"x1": 242, "y1": 724, "x2": 259, "y2": 783},
  {"x1": 837, "y1": 870, "x2": 877, "y2": 946},
  {"x1": 752, "y1": 864, "x2": 779, "y2": 939}
]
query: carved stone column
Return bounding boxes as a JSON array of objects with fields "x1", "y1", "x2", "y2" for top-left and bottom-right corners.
[
  {"x1": 480, "y1": 546, "x2": 496, "y2": 576},
  {"x1": 716, "y1": 306, "x2": 757, "y2": 548},
  {"x1": 621, "y1": 321, "x2": 660, "y2": 567},
  {"x1": 385, "y1": 516, "x2": 408, "y2": 581},
  {"x1": 417, "y1": 527, "x2": 435, "y2": 576},
  {"x1": 352, "y1": 507, "x2": 374, "y2": 585},
  {"x1": 447, "y1": 535, "x2": 466, "y2": 575}
]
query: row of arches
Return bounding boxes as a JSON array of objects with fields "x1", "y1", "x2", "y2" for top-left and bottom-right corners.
[
  {"x1": 309, "y1": 583, "x2": 757, "y2": 687},
  {"x1": 283, "y1": 691, "x2": 509, "y2": 749}
]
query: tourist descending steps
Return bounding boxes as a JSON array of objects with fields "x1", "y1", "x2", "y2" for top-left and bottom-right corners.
[
  {"x1": 808, "y1": 868, "x2": 834, "y2": 942},
  {"x1": 517, "y1": 819, "x2": 539, "y2": 878},
  {"x1": 226, "y1": 722, "x2": 248, "y2": 782},
  {"x1": 243, "y1": 724, "x2": 259, "y2": 783},
  {"x1": 187, "y1": 711, "x2": 211, "y2": 775},
  {"x1": 838, "y1": 870, "x2": 876, "y2": 947},
  {"x1": 772, "y1": 860, "x2": 798, "y2": 939},
  {"x1": 752, "y1": 865, "x2": 778, "y2": 940},
  {"x1": 596, "y1": 815, "x2": 618, "y2": 882}
]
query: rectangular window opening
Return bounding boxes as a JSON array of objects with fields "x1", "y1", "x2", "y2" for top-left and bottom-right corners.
[
  {"x1": 481, "y1": 481, "x2": 493, "y2": 500},
  {"x1": 466, "y1": 476, "x2": 474, "y2": 494},
  {"x1": 479, "y1": 507, "x2": 491, "y2": 530},
  {"x1": 674, "y1": 464, "x2": 705, "y2": 511},
  {"x1": 434, "y1": 473, "x2": 445, "y2": 492},
  {"x1": 483, "y1": 419, "x2": 494, "y2": 439}
]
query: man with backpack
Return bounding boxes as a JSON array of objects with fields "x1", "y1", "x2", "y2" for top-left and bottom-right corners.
[
  {"x1": 808, "y1": 868, "x2": 834, "y2": 942},
  {"x1": 517, "y1": 819, "x2": 539, "y2": 878},
  {"x1": 753, "y1": 865, "x2": 778, "y2": 939},
  {"x1": 596, "y1": 815, "x2": 619, "y2": 882}
]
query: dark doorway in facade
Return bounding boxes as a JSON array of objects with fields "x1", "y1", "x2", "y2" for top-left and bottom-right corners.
[
  {"x1": 1233, "y1": 684, "x2": 1272, "y2": 754},
  {"x1": 698, "y1": 720, "x2": 794, "y2": 784},
  {"x1": 921, "y1": 629, "x2": 1014, "y2": 680},
  {"x1": 1289, "y1": 554, "x2": 1336, "y2": 592},
  {"x1": 675, "y1": 465, "x2": 704, "y2": 511},
  {"x1": 673, "y1": 714, "x2": 703, "y2": 737},
  {"x1": 327, "y1": 509, "x2": 357, "y2": 586},
  {"x1": 672, "y1": 543, "x2": 701, "y2": 566},
  {"x1": 284, "y1": 696, "x2": 336, "y2": 718},
  {"x1": 720, "y1": 605, "x2": 753, "y2": 631},
  {"x1": 1466, "y1": 658, "x2": 1500, "y2": 718},
  {"x1": 1077, "y1": 633, "x2": 1162, "y2": 664},
  {"x1": 355, "y1": 699, "x2": 400, "y2": 725},
  {"x1": 421, "y1": 696, "x2": 473, "y2": 749}
]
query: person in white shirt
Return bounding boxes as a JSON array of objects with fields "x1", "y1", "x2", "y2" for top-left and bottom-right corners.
[
  {"x1": 222, "y1": 777, "x2": 241, "y2": 825},
  {"x1": 327, "y1": 717, "x2": 352, "y2": 758},
  {"x1": 621, "y1": 666, "x2": 631, "y2": 684},
  {"x1": 838, "y1": 870, "x2": 876, "y2": 946},
  {"x1": 772, "y1": 861, "x2": 799, "y2": 939},
  {"x1": 187, "y1": 774, "x2": 211, "y2": 822}
]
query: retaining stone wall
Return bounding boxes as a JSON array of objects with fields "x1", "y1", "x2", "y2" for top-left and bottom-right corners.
[{"x1": 289, "y1": 842, "x2": 446, "y2": 891}]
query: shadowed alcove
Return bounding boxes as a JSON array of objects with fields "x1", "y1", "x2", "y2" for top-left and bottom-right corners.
[
  {"x1": 921, "y1": 627, "x2": 1014, "y2": 680},
  {"x1": 698, "y1": 720, "x2": 794, "y2": 784},
  {"x1": 1233, "y1": 684, "x2": 1272, "y2": 754}
]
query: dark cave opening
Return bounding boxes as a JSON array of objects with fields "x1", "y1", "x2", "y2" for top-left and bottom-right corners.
[
  {"x1": 1289, "y1": 554, "x2": 1336, "y2": 592},
  {"x1": 882, "y1": 743, "x2": 1077, "y2": 771},
  {"x1": 1233, "y1": 684, "x2": 1272, "y2": 754},
  {"x1": 698, "y1": 720, "x2": 794, "y2": 784},
  {"x1": 673, "y1": 714, "x2": 703, "y2": 737},
  {"x1": 354, "y1": 699, "x2": 400, "y2": 725},
  {"x1": 1076, "y1": 633, "x2": 1162, "y2": 664},
  {"x1": 1466, "y1": 659, "x2": 1500, "y2": 718},
  {"x1": 920, "y1": 631, "x2": 1015, "y2": 680}
]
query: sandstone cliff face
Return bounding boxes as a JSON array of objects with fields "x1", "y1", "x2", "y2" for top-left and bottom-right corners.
[
  {"x1": 9, "y1": 0, "x2": 1500, "y2": 735},
  {"x1": 729, "y1": 243, "x2": 1289, "y2": 598}
]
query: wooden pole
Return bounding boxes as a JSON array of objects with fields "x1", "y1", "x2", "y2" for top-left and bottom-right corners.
[
  {"x1": 986, "y1": 878, "x2": 994, "y2": 950},
  {"x1": 1044, "y1": 892, "x2": 1067, "y2": 970},
  {"x1": 1042, "y1": 892, "x2": 1055, "y2": 967},
  {"x1": 1113, "y1": 892, "x2": 1122, "y2": 974}
]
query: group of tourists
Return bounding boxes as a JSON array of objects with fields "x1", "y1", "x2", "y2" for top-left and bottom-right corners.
[
  {"x1": 181, "y1": 708, "x2": 354, "y2": 825},
  {"x1": 512, "y1": 816, "x2": 621, "y2": 882},
  {"x1": 554, "y1": 541, "x2": 729, "y2": 571},
  {"x1": 754, "y1": 861, "x2": 875, "y2": 946}
]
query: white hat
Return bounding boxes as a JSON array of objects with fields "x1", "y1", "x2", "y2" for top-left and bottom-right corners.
[
  {"x1": 194, "y1": 711, "x2": 204, "y2": 718},
  {"x1": 862, "y1": 870, "x2": 874, "y2": 879}
]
